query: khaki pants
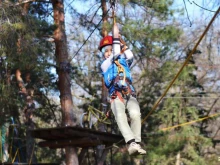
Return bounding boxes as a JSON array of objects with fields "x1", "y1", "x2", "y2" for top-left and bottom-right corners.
[{"x1": 111, "y1": 96, "x2": 141, "y2": 143}]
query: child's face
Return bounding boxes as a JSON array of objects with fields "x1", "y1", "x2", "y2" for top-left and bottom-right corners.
[{"x1": 103, "y1": 46, "x2": 112, "y2": 59}]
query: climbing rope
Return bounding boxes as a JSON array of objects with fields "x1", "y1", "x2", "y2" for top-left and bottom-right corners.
[
  {"x1": 160, "y1": 112, "x2": 220, "y2": 132},
  {"x1": 28, "y1": 142, "x2": 36, "y2": 165},
  {"x1": 110, "y1": 0, "x2": 117, "y2": 24},
  {"x1": 12, "y1": 148, "x2": 19, "y2": 163},
  {"x1": 141, "y1": 6, "x2": 220, "y2": 125}
]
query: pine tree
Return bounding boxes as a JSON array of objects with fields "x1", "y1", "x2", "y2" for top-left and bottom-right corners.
[
  {"x1": 144, "y1": 51, "x2": 213, "y2": 165},
  {"x1": 0, "y1": 2, "x2": 61, "y2": 163}
]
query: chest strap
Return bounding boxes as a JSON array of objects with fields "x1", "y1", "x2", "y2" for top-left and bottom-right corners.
[
  {"x1": 110, "y1": 83, "x2": 136, "y2": 103},
  {"x1": 114, "y1": 60, "x2": 126, "y2": 85}
]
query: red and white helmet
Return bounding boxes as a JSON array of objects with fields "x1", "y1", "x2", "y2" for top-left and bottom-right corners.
[{"x1": 98, "y1": 36, "x2": 113, "y2": 51}]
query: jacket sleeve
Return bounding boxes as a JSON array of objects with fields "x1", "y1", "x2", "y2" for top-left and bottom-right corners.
[
  {"x1": 124, "y1": 49, "x2": 134, "y2": 67},
  {"x1": 101, "y1": 54, "x2": 113, "y2": 73},
  {"x1": 114, "y1": 37, "x2": 134, "y2": 60},
  {"x1": 113, "y1": 38, "x2": 121, "y2": 56},
  {"x1": 124, "y1": 49, "x2": 133, "y2": 60}
]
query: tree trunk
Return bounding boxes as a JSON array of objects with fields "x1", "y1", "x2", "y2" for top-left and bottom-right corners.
[
  {"x1": 97, "y1": 1, "x2": 109, "y2": 165},
  {"x1": 15, "y1": 3, "x2": 37, "y2": 162},
  {"x1": 100, "y1": 0, "x2": 108, "y2": 110},
  {"x1": 51, "y1": 0, "x2": 78, "y2": 164},
  {"x1": 15, "y1": 69, "x2": 37, "y2": 163}
]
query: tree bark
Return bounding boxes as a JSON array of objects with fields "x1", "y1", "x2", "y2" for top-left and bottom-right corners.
[
  {"x1": 101, "y1": 0, "x2": 108, "y2": 37},
  {"x1": 97, "y1": 1, "x2": 109, "y2": 165},
  {"x1": 15, "y1": 2, "x2": 37, "y2": 162},
  {"x1": 15, "y1": 69, "x2": 37, "y2": 163},
  {"x1": 51, "y1": 0, "x2": 78, "y2": 164}
]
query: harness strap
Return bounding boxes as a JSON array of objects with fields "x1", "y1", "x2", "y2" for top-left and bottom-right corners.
[
  {"x1": 110, "y1": 91, "x2": 125, "y2": 103},
  {"x1": 110, "y1": 82, "x2": 136, "y2": 104},
  {"x1": 114, "y1": 60, "x2": 126, "y2": 85},
  {"x1": 111, "y1": 53, "x2": 135, "y2": 103}
]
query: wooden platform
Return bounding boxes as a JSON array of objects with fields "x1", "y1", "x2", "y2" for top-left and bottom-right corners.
[{"x1": 31, "y1": 126, "x2": 124, "y2": 149}]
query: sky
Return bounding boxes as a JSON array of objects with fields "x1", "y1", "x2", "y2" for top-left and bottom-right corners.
[
  {"x1": 173, "y1": 0, "x2": 219, "y2": 27},
  {"x1": 66, "y1": 0, "x2": 219, "y2": 27},
  {"x1": 60, "y1": 0, "x2": 220, "y2": 103}
]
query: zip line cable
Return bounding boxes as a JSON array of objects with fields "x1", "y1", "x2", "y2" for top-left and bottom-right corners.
[
  {"x1": 183, "y1": 0, "x2": 192, "y2": 27},
  {"x1": 187, "y1": 0, "x2": 218, "y2": 13},
  {"x1": 56, "y1": 1, "x2": 114, "y2": 114},
  {"x1": 192, "y1": 1, "x2": 217, "y2": 13},
  {"x1": 68, "y1": 4, "x2": 103, "y2": 61},
  {"x1": 141, "y1": 7, "x2": 220, "y2": 125},
  {"x1": 62, "y1": 1, "x2": 116, "y2": 92},
  {"x1": 69, "y1": 2, "x2": 115, "y2": 62}
]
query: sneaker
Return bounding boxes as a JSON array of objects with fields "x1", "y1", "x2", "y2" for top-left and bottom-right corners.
[{"x1": 128, "y1": 142, "x2": 146, "y2": 156}]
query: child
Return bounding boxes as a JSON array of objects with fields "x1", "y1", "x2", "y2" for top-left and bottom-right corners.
[{"x1": 99, "y1": 23, "x2": 146, "y2": 156}]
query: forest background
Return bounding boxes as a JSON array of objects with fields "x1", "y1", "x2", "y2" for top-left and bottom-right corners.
[{"x1": 0, "y1": 0, "x2": 220, "y2": 165}]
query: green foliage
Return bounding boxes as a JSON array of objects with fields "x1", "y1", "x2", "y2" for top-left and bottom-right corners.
[
  {"x1": 145, "y1": 127, "x2": 212, "y2": 164},
  {"x1": 0, "y1": 0, "x2": 218, "y2": 164},
  {"x1": 0, "y1": 2, "x2": 61, "y2": 163},
  {"x1": 141, "y1": 55, "x2": 213, "y2": 164},
  {"x1": 36, "y1": 147, "x2": 64, "y2": 163}
]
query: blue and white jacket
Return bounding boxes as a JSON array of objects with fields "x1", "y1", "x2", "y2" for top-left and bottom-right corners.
[{"x1": 101, "y1": 38, "x2": 135, "y2": 95}]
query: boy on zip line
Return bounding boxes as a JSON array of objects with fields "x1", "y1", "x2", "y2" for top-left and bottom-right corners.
[{"x1": 99, "y1": 22, "x2": 146, "y2": 156}]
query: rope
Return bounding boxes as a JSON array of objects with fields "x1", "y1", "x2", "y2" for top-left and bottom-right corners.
[
  {"x1": 69, "y1": 0, "x2": 116, "y2": 62},
  {"x1": 12, "y1": 148, "x2": 19, "y2": 163},
  {"x1": 183, "y1": 0, "x2": 192, "y2": 27},
  {"x1": 160, "y1": 112, "x2": 220, "y2": 131},
  {"x1": 28, "y1": 142, "x2": 35, "y2": 165},
  {"x1": 192, "y1": 1, "x2": 217, "y2": 13},
  {"x1": 141, "y1": 7, "x2": 220, "y2": 125},
  {"x1": 111, "y1": 0, "x2": 116, "y2": 24},
  {"x1": 69, "y1": 5, "x2": 103, "y2": 61}
]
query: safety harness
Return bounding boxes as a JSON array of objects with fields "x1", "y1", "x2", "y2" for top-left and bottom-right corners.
[
  {"x1": 110, "y1": 56, "x2": 136, "y2": 104},
  {"x1": 114, "y1": 36, "x2": 129, "y2": 88},
  {"x1": 108, "y1": 1, "x2": 136, "y2": 104}
]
